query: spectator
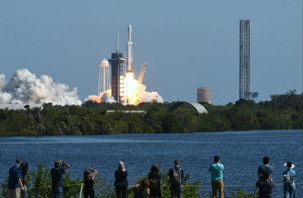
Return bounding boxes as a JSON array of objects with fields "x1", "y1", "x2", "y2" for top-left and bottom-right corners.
[
  {"x1": 258, "y1": 157, "x2": 273, "y2": 178},
  {"x1": 283, "y1": 162, "x2": 296, "y2": 198},
  {"x1": 132, "y1": 178, "x2": 150, "y2": 198},
  {"x1": 168, "y1": 160, "x2": 184, "y2": 198},
  {"x1": 51, "y1": 160, "x2": 70, "y2": 198},
  {"x1": 83, "y1": 167, "x2": 98, "y2": 198},
  {"x1": 256, "y1": 172, "x2": 275, "y2": 198},
  {"x1": 8, "y1": 158, "x2": 24, "y2": 198},
  {"x1": 148, "y1": 164, "x2": 162, "y2": 198},
  {"x1": 209, "y1": 155, "x2": 224, "y2": 198},
  {"x1": 114, "y1": 161, "x2": 128, "y2": 198}
]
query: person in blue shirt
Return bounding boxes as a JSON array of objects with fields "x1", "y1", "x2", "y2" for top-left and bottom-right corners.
[
  {"x1": 258, "y1": 157, "x2": 273, "y2": 179},
  {"x1": 8, "y1": 158, "x2": 24, "y2": 198},
  {"x1": 209, "y1": 155, "x2": 224, "y2": 198},
  {"x1": 168, "y1": 160, "x2": 184, "y2": 198},
  {"x1": 51, "y1": 160, "x2": 70, "y2": 198},
  {"x1": 283, "y1": 162, "x2": 296, "y2": 198}
]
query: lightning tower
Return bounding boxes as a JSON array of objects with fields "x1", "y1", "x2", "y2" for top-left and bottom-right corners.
[
  {"x1": 239, "y1": 20, "x2": 250, "y2": 100},
  {"x1": 239, "y1": 20, "x2": 258, "y2": 100}
]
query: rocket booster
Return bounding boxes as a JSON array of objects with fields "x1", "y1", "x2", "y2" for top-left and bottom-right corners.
[{"x1": 126, "y1": 25, "x2": 133, "y2": 72}]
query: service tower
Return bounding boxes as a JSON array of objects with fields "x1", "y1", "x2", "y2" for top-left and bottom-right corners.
[{"x1": 109, "y1": 33, "x2": 125, "y2": 102}]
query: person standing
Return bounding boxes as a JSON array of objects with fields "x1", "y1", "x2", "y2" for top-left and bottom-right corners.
[
  {"x1": 256, "y1": 172, "x2": 275, "y2": 198},
  {"x1": 258, "y1": 157, "x2": 273, "y2": 178},
  {"x1": 283, "y1": 162, "x2": 296, "y2": 198},
  {"x1": 51, "y1": 160, "x2": 70, "y2": 198},
  {"x1": 168, "y1": 160, "x2": 184, "y2": 198},
  {"x1": 148, "y1": 164, "x2": 162, "y2": 198},
  {"x1": 83, "y1": 167, "x2": 98, "y2": 198},
  {"x1": 114, "y1": 161, "x2": 128, "y2": 198},
  {"x1": 209, "y1": 155, "x2": 224, "y2": 198},
  {"x1": 8, "y1": 158, "x2": 24, "y2": 198}
]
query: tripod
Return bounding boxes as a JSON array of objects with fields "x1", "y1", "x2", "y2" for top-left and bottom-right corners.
[{"x1": 21, "y1": 172, "x2": 29, "y2": 198}]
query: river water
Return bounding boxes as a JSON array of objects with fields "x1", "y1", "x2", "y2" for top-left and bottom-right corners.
[{"x1": 0, "y1": 129, "x2": 302, "y2": 197}]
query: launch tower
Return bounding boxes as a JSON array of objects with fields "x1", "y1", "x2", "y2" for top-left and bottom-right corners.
[{"x1": 109, "y1": 33, "x2": 125, "y2": 102}]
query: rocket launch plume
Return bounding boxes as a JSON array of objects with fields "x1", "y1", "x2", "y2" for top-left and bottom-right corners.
[
  {"x1": 87, "y1": 25, "x2": 163, "y2": 105},
  {"x1": 86, "y1": 72, "x2": 163, "y2": 105},
  {"x1": 0, "y1": 69, "x2": 81, "y2": 105}
]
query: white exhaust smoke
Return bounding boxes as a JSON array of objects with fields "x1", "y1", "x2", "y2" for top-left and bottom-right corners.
[
  {"x1": 0, "y1": 69, "x2": 81, "y2": 105},
  {"x1": 87, "y1": 90, "x2": 116, "y2": 103}
]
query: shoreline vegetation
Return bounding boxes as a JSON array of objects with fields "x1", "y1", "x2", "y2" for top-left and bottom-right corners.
[
  {"x1": 0, "y1": 163, "x2": 256, "y2": 198},
  {"x1": 0, "y1": 90, "x2": 302, "y2": 136}
]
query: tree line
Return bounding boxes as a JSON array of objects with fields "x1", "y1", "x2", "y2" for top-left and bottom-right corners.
[{"x1": 0, "y1": 90, "x2": 302, "y2": 136}]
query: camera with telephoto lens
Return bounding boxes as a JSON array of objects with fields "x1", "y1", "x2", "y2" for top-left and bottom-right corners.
[{"x1": 20, "y1": 162, "x2": 28, "y2": 176}]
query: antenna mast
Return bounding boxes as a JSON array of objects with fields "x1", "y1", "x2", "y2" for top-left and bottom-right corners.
[{"x1": 116, "y1": 32, "x2": 119, "y2": 53}]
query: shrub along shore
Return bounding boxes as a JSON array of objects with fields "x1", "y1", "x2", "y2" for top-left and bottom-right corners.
[{"x1": 0, "y1": 90, "x2": 302, "y2": 136}]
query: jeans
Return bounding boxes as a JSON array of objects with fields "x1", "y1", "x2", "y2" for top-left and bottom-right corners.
[
  {"x1": 170, "y1": 186, "x2": 183, "y2": 198},
  {"x1": 52, "y1": 186, "x2": 63, "y2": 198},
  {"x1": 211, "y1": 180, "x2": 224, "y2": 198},
  {"x1": 284, "y1": 184, "x2": 295, "y2": 198},
  {"x1": 84, "y1": 189, "x2": 95, "y2": 198},
  {"x1": 171, "y1": 190, "x2": 182, "y2": 198}
]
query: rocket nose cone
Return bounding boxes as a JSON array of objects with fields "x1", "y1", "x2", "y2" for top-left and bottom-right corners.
[{"x1": 128, "y1": 25, "x2": 132, "y2": 34}]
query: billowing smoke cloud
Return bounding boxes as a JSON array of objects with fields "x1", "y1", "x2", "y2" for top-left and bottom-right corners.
[
  {"x1": 87, "y1": 90, "x2": 116, "y2": 103},
  {"x1": 0, "y1": 69, "x2": 81, "y2": 105},
  {"x1": 129, "y1": 83, "x2": 164, "y2": 104}
]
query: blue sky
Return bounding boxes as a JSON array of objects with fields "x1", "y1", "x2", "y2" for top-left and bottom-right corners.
[{"x1": 0, "y1": 0, "x2": 302, "y2": 105}]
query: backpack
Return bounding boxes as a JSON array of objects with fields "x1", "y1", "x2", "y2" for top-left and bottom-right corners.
[
  {"x1": 171, "y1": 168, "x2": 182, "y2": 188},
  {"x1": 149, "y1": 177, "x2": 160, "y2": 195},
  {"x1": 284, "y1": 172, "x2": 294, "y2": 184}
]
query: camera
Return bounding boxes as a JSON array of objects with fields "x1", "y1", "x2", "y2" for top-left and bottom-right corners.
[
  {"x1": 20, "y1": 162, "x2": 28, "y2": 176},
  {"x1": 55, "y1": 160, "x2": 65, "y2": 168}
]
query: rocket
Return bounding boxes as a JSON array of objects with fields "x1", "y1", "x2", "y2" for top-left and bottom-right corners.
[{"x1": 126, "y1": 25, "x2": 133, "y2": 73}]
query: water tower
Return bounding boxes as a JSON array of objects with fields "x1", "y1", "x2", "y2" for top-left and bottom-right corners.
[
  {"x1": 197, "y1": 87, "x2": 211, "y2": 104},
  {"x1": 98, "y1": 58, "x2": 110, "y2": 95}
]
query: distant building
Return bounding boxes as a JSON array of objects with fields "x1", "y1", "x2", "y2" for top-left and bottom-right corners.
[{"x1": 197, "y1": 87, "x2": 211, "y2": 104}]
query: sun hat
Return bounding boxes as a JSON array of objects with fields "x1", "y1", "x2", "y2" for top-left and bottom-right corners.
[{"x1": 284, "y1": 162, "x2": 295, "y2": 169}]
